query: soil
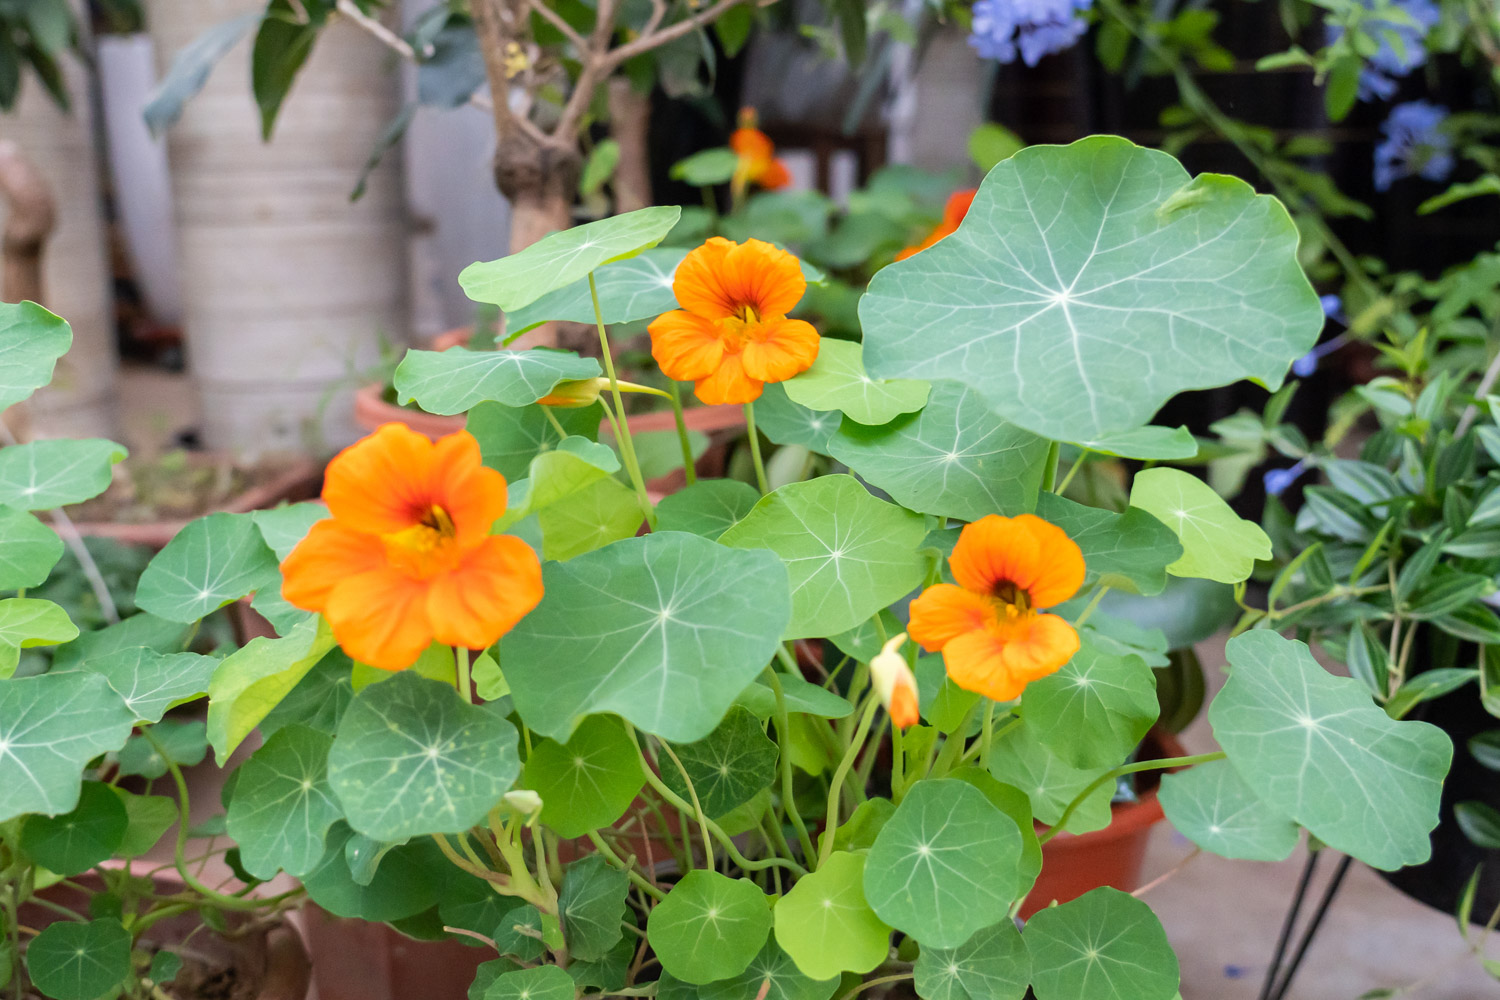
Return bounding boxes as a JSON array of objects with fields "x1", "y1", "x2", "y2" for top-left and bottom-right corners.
[{"x1": 66, "y1": 452, "x2": 306, "y2": 525}]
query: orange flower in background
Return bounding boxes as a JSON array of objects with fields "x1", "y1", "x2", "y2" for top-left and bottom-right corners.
[
  {"x1": 895, "y1": 188, "x2": 978, "y2": 261},
  {"x1": 907, "y1": 514, "x2": 1084, "y2": 702},
  {"x1": 731, "y1": 108, "x2": 791, "y2": 196},
  {"x1": 649, "y1": 237, "x2": 820, "y2": 405},
  {"x1": 281, "y1": 424, "x2": 543, "y2": 671}
]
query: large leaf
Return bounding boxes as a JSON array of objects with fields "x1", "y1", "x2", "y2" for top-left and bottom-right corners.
[
  {"x1": 0, "y1": 598, "x2": 77, "y2": 678},
  {"x1": 782, "y1": 339, "x2": 929, "y2": 426},
  {"x1": 19, "y1": 780, "x2": 128, "y2": 876},
  {"x1": 1129, "y1": 468, "x2": 1271, "y2": 584},
  {"x1": 0, "y1": 439, "x2": 125, "y2": 509},
  {"x1": 523, "y1": 715, "x2": 645, "y2": 839},
  {"x1": 65, "y1": 646, "x2": 218, "y2": 724},
  {"x1": 26, "y1": 919, "x2": 131, "y2": 1000},
  {"x1": 1019, "y1": 635, "x2": 1159, "y2": 770},
  {"x1": 656, "y1": 480, "x2": 761, "y2": 538},
  {"x1": 135, "y1": 512, "x2": 280, "y2": 623},
  {"x1": 647, "y1": 870, "x2": 772, "y2": 985},
  {"x1": 460, "y1": 206, "x2": 682, "y2": 311},
  {"x1": 755, "y1": 383, "x2": 840, "y2": 454},
  {"x1": 1034, "y1": 493, "x2": 1181, "y2": 596},
  {"x1": 829, "y1": 381, "x2": 1048, "y2": 521},
  {"x1": 1024, "y1": 888, "x2": 1179, "y2": 1000},
  {"x1": 502, "y1": 532, "x2": 792, "y2": 742},
  {"x1": 393, "y1": 347, "x2": 602, "y2": 415},
  {"x1": 506, "y1": 247, "x2": 686, "y2": 336},
  {"x1": 772, "y1": 851, "x2": 891, "y2": 981},
  {"x1": 986, "y1": 720, "x2": 1113, "y2": 834},
  {"x1": 719, "y1": 475, "x2": 928, "y2": 638},
  {"x1": 0, "y1": 506, "x2": 63, "y2": 589},
  {"x1": 660, "y1": 705, "x2": 778, "y2": 817},
  {"x1": 558, "y1": 855, "x2": 629, "y2": 962},
  {"x1": 1158, "y1": 758, "x2": 1299, "y2": 861},
  {"x1": 328, "y1": 672, "x2": 521, "y2": 841},
  {"x1": 0, "y1": 672, "x2": 135, "y2": 821},
  {"x1": 0, "y1": 301, "x2": 70, "y2": 409},
  {"x1": 1210, "y1": 631, "x2": 1451, "y2": 870},
  {"x1": 912, "y1": 919, "x2": 1030, "y2": 1000},
  {"x1": 861, "y1": 136, "x2": 1321, "y2": 443},
  {"x1": 226, "y1": 724, "x2": 342, "y2": 879},
  {"x1": 206, "y1": 616, "x2": 337, "y2": 760},
  {"x1": 864, "y1": 779, "x2": 1022, "y2": 948}
]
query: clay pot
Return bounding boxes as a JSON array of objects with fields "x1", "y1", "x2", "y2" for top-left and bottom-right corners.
[
  {"x1": 1019, "y1": 729, "x2": 1184, "y2": 918},
  {"x1": 300, "y1": 904, "x2": 488, "y2": 1000}
]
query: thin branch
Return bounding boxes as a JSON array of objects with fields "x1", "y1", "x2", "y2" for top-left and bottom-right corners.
[
  {"x1": 334, "y1": 0, "x2": 416, "y2": 59},
  {"x1": 525, "y1": 0, "x2": 587, "y2": 53},
  {"x1": 643, "y1": 0, "x2": 668, "y2": 36},
  {"x1": 601, "y1": 0, "x2": 756, "y2": 73}
]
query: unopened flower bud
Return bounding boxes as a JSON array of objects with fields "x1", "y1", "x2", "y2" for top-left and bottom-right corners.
[{"x1": 870, "y1": 633, "x2": 920, "y2": 729}]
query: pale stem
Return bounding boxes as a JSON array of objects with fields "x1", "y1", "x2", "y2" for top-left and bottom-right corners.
[
  {"x1": 666, "y1": 380, "x2": 698, "y2": 486},
  {"x1": 589, "y1": 272, "x2": 656, "y2": 528},
  {"x1": 744, "y1": 400, "x2": 770, "y2": 493},
  {"x1": 819, "y1": 696, "x2": 880, "y2": 867},
  {"x1": 765, "y1": 669, "x2": 818, "y2": 861},
  {"x1": 455, "y1": 646, "x2": 472, "y2": 704},
  {"x1": 1040, "y1": 751, "x2": 1227, "y2": 845},
  {"x1": 655, "y1": 739, "x2": 715, "y2": 870}
]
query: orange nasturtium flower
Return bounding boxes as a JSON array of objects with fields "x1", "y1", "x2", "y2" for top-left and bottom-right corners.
[
  {"x1": 648, "y1": 237, "x2": 820, "y2": 405},
  {"x1": 895, "y1": 188, "x2": 978, "y2": 261},
  {"x1": 281, "y1": 423, "x2": 543, "y2": 671},
  {"x1": 730, "y1": 108, "x2": 791, "y2": 197},
  {"x1": 907, "y1": 514, "x2": 1085, "y2": 701}
]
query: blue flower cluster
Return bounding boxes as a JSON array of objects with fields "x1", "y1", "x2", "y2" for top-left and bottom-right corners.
[
  {"x1": 969, "y1": 0, "x2": 1093, "y2": 67},
  {"x1": 1327, "y1": 0, "x2": 1440, "y2": 102},
  {"x1": 1291, "y1": 295, "x2": 1350, "y2": 377},
  {"x1": 1374, "y1": 100, "x2": 1455, "y2": 191}
]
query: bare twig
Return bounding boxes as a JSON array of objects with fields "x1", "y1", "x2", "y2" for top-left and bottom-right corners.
[
  {"x1": 601, "y1": 0, "x2": 757, "y2": 72},
  {"x1": 334, "y1": 0, "x2": 416, "y2": 59},
  {"x1": 1131, "y1": 847, "x2": 1202, "y2": 898},
  {"x1": 525, "y1": 0, "x2": 588, "y2": 53}
]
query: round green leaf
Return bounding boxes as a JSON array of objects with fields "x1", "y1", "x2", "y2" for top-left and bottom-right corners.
[
  {"x1": 302, "y1": 822, "x2": 443, "y2": 921},
  {"x1": 864, "y1": 779, "x2": 1022, "y2": 948},
  {"x1": 20, "y1": 781, "x2": 128, "y2": 876},
  {"x1": 1158, "y1": 758, "x2": 1299, "y2": 862},
  {"x1": 227, "y1": 724, "x2": 342, "y2": 879},
  {"x1": 252, "y1": 502, "x2": 327, "y2": 560},
  {"x1": 64, "y1": 646, "x2": 217, "y2": 724},
  {"x1": 656, "y1": 480, "x2": 761, "y2": 538},
  {"x1": 503, "y1": 532, "x2": 792, "y2": 743},
  {"x1": 524, "y1": 715, "x2": 645, "y2": 839},
  {"x1": 0, "y1": 301, "x2": 71, "y2": 410},
  {"x1": 772, "y1": 851, "x2": 891, "y2": 980},
  {"x1": 944, "y1": 767, "x2": 1042, "y2": 898},
  {"x1": 0, "y1": 439, "x2": 126, "y2": 510},
  {"x1": 0, "y1": 672, "x2": 135, "y2": 822},
  {"x1": 719, "y1": 475, "x2": 928, "y2": 639},
  {"x1": 260, "y1": 652, "x2": 355, "y2": 739},
  {"x1": 1033, "y1": 493, "x2": 1181, "y2": 596},
  {"x1": 782, "y1": 339, "x2": 930, "y2": 426},
  {"x1": 913, "y1": 919, "x2": 1030, "y2": 1000},
  {"x1": 648, "y1": 870, "x2": 772, "y2": 985},
  {"x1": 113, "y1": 791, "x2": 177, "y2": 859},
  {"x1": 701, "y1": 931, "x2": 839, "y2": 1000},
  {"x1": 506, "y1": 247, "x2": 686, "y2": 337},
  {"x1": 481, "y1": 965, "x2": 576, "y2": 1000},
  {"x1": 26, "y1": 918, "x2": 131, "y2": 1000},
  {"x1": 861, "y1": 136, "x2": 1321, "y2": 444},
  {"x1": 1128, "y1": 468, "x2": 1271, "y2": 585},
  {"x1": 328, "y1": 671, "x2": 521, "y2": 841},
  {"x1": 1210, "y1": 631, "x2": 1452, "y2": 870},
  {"x1": 536, "y1": 476, "x2": 642, "y2": 560},
  {"x1": 755, "y1": 383, "x2": 840, "y2": 454},
  {"x1": 1023, "y1": 887, "x2": 1179, "y2": 1000},
  {"x1": 829, "y1": 381, "x2": 1048, "y2": 521},
  {"x1": 135, "y1": 511, "x2": 281, "y2": 623},
  {"x1": 394, "y1": 347, "x2": 603, "y2": 415},
  {"x1": 986, "y1": 721, "x2": 1113, "y2": 834},
  {"x1": 0, "y1": 506, "x2": 63, "y2": 589},
  {"x1": 660, "y1": 706, "x2": 778, "y2": 817},
  {"x1": 0, "y1": 598, "x2": 78, "y2": 679},
  {"x1": 559, "y1": 855, "x2": 629, "y2": 962},
  {"x1": 1019, "y1": 635, "x2": 1159, "y2": 770}
]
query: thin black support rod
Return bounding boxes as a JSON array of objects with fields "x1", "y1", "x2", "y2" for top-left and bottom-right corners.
[
  {"x1": 1258, "y1": 850, "x2": 1322, "y2": 1000},
  {"x1": 1267, "y1": 855, "x2": 1354, "y2": 1000}
]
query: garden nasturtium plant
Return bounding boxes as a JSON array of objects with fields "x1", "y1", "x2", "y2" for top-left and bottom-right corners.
[{"x1": 0, "y1": 137, "x2": 1457, "y2": 1000}]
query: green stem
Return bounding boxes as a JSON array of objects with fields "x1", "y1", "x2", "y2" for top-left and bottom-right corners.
[
  {"x1": 930, "y1": 702, "x2": 979, "y2": 779},
  {"x1": 584, "y1": 832, "x2": 666, "y2": 902},
  {"x1": 979, "y1": 701, "x2": 997, "y2": 770},
  {"x1": 839, "y1": 973, "x2": 914, "y2": 1000},
  {"x1": 589, "y1": 271, "x2": 656, "y2": 528},
  {"x1": 744, "y1": 400, "x2": 770, "y2": 494},
  {"x1": 819, "y1": 696, "x2": 880, "y2": 867},
  {"x1": 666, "y1": 381, "x2": 698, "y2": 487},
  {"x1": 1040, "y1": 751, "x2": 1226, "y2": 845},
  {"x1": 890, "y1": 720, "x2": 906, "y2": 797},
  {"x1": 765, "y1": 670, "x2": 818, "y2": 862},
  {"x1": 1072, "y1": 586, "x2": 1111, "y2": 629},
  {"x1": 1040, "y1": 441, "x2": 1060, "y2": 492},
  {"x1": 1054, "y1": 449, "x2": 1090, "y2": 495},
  {"x1": 455, "y1": 646, "x2": 472, "y2": 704},
  {"x1": 656, "y1": 740, "x2": 715, "y2": 870},
  {"x1": 541, "y1": 405, "x2": 569, "y2": 439}
]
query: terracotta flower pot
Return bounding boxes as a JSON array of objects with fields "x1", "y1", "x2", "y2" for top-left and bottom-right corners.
[
  {"x1": 1019, "y1": 729, "x2": 1185, "y2": 919},
  {"x1": 300, "y1": 904, "x2": 489, "y2": 1000}
]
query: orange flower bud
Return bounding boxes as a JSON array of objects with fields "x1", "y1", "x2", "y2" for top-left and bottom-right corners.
[{"x1": 870, "y1": 633, "x2": 921, "y2": 729}]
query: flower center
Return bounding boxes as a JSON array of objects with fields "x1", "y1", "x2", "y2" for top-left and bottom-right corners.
[
  {"x1": 989, "y1": 580, "x2": 1035, "y2": 638},
  {"x1": 382, "y1": 504, "x2": 460, "y2": 578}
]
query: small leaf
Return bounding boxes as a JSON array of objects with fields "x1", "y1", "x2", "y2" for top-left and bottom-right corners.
[
  {"x1": 986, "y1": 720, "x2": 1113, "y2": 834},
  {"x1": 660, "y1": 706, "x2": 778, "y2": 817},
  {"x1": 0, "y1": 505, "x2": 63, "y2": 589},
  {"x1": 135, "y1": 512, "x2": 280, "y2": 623},
  {"x1": 482, "y1": 966, "x2": 575, "y2": 1000},
  {"x1": 657, "y1": 480, "x2": 760, "y2": 537},
  {"x1": 504, "y1": 248, "x2": 685, "y2": 338},
  {"x1": 116, "y1": 718, "x2": 206, "y2": 779},
  {"x1": 20, "y1": 781, "x2": 128, "y2": 876},
  {"x1": 559, "y1": 855, "x2": 629, "y2": 962},
  {"x1": 782, "y1": 340, "x2": 929, "y2": 426},
  {"x1": 0, "y1": 301, "x2": 71, "y2": 409},
  {"x1": 1158, "y1": 759, "x2": 1299, "y2": 861},
  {"x1": 0, "y1": 598, "x2": 77, "y2": 678},
  {"x1": 648, "y1": 870, "x2": 772, "y2": 985},
  {"x1": 913, "y1": 919, "x2": 1030, "y2": 1000},
  {"x1": 773, "y1": 851, "x2": 891, "y2": 981},
  {"x1": 701, "y1": 931, "x2": 838, "y2": 1000},
  {"x1": 467, "y1": 399, "x2": 600, "y2": 481},
  {"x1": 62, "y1": 646, "x2": 217, "y2": 724},
  {"x1": 524, "y1": 715, "x2": 645, "y2": 839},
  {"x1": 144, "y1": 12, "x2": 261, "y2": 135},
  {"x1": 755, "y1": 383, "x2": 841, "y2": 454},
  {"x1": 301, "y1": 822, "x2": 444, "y2": 922},
  {"x1": 26, "y1": 919, "x2": 131, "y2": 1000},
  {"x1": 1129, "y1": 468, "x2": 1271, "y2": 584},
  {"x1": 1456, "y1": 802, "x2": 1500, "y2": 849},
  {"x1": 0, "y1": 438, "x2": 125, "y2": 509},
  {"x1": 227, "y1": 725, "x2": 341, "y2": 879},
  {"x1": 1023, "y1": 888, "x2": 1179, "y2": 1000},
  {"x1": 394, "y1": 347, "x2": 602, "y2": 416}
]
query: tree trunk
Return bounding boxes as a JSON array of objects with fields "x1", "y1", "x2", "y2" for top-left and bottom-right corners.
[{"x1": 608, "y1": 78, "x2": 652, "y2": 213}]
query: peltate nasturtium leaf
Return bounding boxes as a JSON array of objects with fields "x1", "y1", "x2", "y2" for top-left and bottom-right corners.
[
  {"x1": 503, "y1": 532, "x2": 792, "y2": 743},
  {"x1": 829, "y1": 381, "x2": 1048, "y2": 521},
  {"x1": 986, "y1": 720, "x2": 1114, "y2": 834},
  {"x1": 782, "y1": 339, "x2": 930, "y2": 426},
  {"x1": 51, "y1": 613, "x2": 189, "y2": 671},
  {"x1": 115, "y1": 718, "x2": 206, "y2": 779},
  {"x1": 114, "y1": 791, "x2": 178, "y2": 858},
  {"x1": 1128, "y1": 468, "x2": 1271, "y2": 584},
  {"x1": 505, "y1": 247, "x2": 687, "y2": 336},
  {"x1": 863, "y1": 779, "x2": 1022, "y2": 948},
  {"x1": 1019, "y1": 635, "x2": 1159, "y2": 770},
  {"x1": 19, "y1": 780, "x2": 128, "y2": 876},
  {"x1": 913, "y1": 919, "x2": 1031, "y2": 1000},
  {"x1": 0, "y1": 506, "x2": 62, "y2": 589},
  {"x1": 860, "y1": 136, "x2": 1321, "y2": 444},
  {"x1": 656, "y1": 479, "x2": 761, "y2": 538},
  {"x1": 1085, "y1": 424, "x2": 1199, "y2": 460},
  {"x1": 1034, "y1": 493, "x2": 1181, "y2": 596},
  {"x1": 393, "y1": 347, "x2": 603, "y2": 415},
  {"x1": 466, "y1": 399, "x2": 600, "y2": 481},
  {"x1": 0, "y1": 438, "x2": 126, "y2": 509},
  {"x1": 1158, "y1": 758, "x2": 1299, "y2": 861},
  {"x1": 26, "y1": 919, "x2": 131, "y2": 1000},
  {"x1": 300, "y1": 822, "x2": 444, "y2": 922},
  {"x1": 523, "y1": 715, "x2": 644, "y2": 838},
  {"x1": 1023, "y1": 887, "x2": 1180, "y2": 1000},
  {"x1": 460, "y1": 205, "x2": 681, "y2": 310},
  {"x1": 773, "y1": 850, "x2": 891, "y2": 980},
  {"x1": 482, "y1": 965, "x2": 576, "y2": 1000},
  {"x1": 660, "y1": 705, "x2": 778, "y2": 816},
  {"x1": 536, "y1": 476, "x2": 641, "y2": 560},
  {"x1": 328, "y1": 671, "x2": 521, "y2": 841},
  {"x1": 65, "y1": 646, "x2": 218, "y2": 724},
  {"x1": 943, "y1": 767, "x2": 1043, "y2": 898},
  {"x1": 206, "y1": 616, "x2": 337, "y2": 760},
  {"x1": 755, "y1": 382, "x2": 840, "y2": 454},
  {"x1": 1210, "y1": 630, "x2": 1452, "y2": 870},
  {"x1": 0, "y1": 598, "x2": 78, "y2": 678},
  {"x1": 252, "y1": 502, "x2": 327, "y2": 560},
  {"x1": 701, "y1": 931, "x2": 840, "y2": 1000},
  {"x1": 719, "y1": 475, "x2": 928, "y2": 638},
  {"x1": 135, "y1": 511, "x2": 281, "y2": 623},
  {"x1": 558, "y1": 855, "x2": 629, "y2": 962},
  {"x1": 0, "y1": 672, "x2": 135, "y2": 821},
  {"x1": 648, "y1": 869, "x2": 772, "y2": 984},
  {"x1": 0, "y1": 301, "x2": 70, "y2": 409},
  {"x1": 226, "y1": 724, "x2": 342, "y2": 879}
]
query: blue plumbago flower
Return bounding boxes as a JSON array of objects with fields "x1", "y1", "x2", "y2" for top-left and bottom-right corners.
[
  {"x1": 1292, "y1": 296, "x2": 1350, "y2": 375},
  {"x1": 1326, "y1": 0, "x2": 1439, "y2": 102},
  {"x1": 969, "y1": 0, "x2": 1093, "y2": 67},
  {"x1": 1374, "y1": 100, "x2": 1455, "y2": 191},
  {"x1": 1264, "y1": 459, "x2": 1308, "y2": 497},
  {"x1": 1320, "y1": 294, "x2": 1345, "y2": 323}
]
